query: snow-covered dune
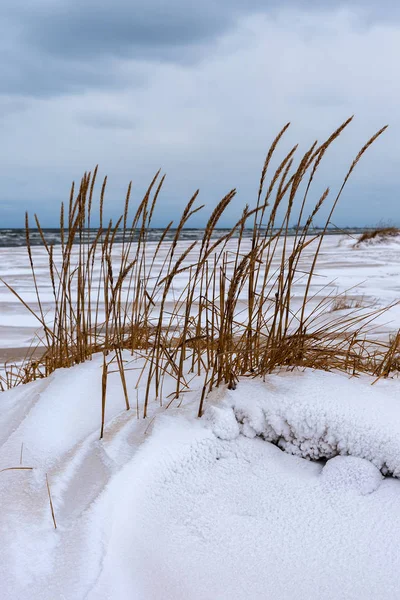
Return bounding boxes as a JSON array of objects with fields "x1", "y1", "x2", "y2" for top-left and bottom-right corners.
[{"x1": 1, "y1": 355, "x2": 400, "y2": 599}]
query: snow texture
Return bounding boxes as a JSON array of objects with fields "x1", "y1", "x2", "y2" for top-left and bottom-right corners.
[
  {"x1": 207, "y1": 371, "x2": 400, "y2": 477},
  {"x1": 1, "y1": 359, "x2": 400, "y2": 599}
]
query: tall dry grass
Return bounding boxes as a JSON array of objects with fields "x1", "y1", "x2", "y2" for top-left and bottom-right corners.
[{"x1": 1, "y1": 118, "x2": 399, "y2": 434}]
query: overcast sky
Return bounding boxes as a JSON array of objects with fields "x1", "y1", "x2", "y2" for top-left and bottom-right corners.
[{"x1": 0, "y1": 0, "x2": 399, "y2": 228}]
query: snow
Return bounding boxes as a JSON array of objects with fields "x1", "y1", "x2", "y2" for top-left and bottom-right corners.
[
  {"x1": 320, "y1": 455, "x2": 383, "y2": 495},
  {"x1": 108, "y1": 424, "x2": 400, "y2": 600},
  {"x1": 0, "y1": 233, "x2": 399, "y2": 352},
  {"x1": 212, "y1": 371, "x2": 400, "y2": 476},
  {"x1": 1, "y1": 356, "x2": 400, "y2": 599},
  {"x1": 0, "y1": 233, "x2": 399, "y2": 598}
]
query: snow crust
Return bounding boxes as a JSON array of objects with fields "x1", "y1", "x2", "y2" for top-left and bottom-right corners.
[
  {"x1": 321, "y1": 455, "x2": 382, "y2": 495},
  {"x1": 208, "y1": 371, "x2": 400, "y2": 477},
  {"x1": 96, "y1": 390, "x2": 400, "y2": 600},
  {"x1": 1, "y1": 359, "x2": 400, "y2": 599}
]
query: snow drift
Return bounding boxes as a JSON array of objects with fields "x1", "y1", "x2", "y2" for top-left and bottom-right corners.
[
  {"x1": 1, "y1": 358, "x2": 400, "y2": 599},
  {"x1": 207, "y1": 371, "x2": 400, "y2": 476}
]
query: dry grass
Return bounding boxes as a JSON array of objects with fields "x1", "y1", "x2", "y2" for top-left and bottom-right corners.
[
  {"x1": 356, "y1": 227, "x2": 400, "y2": 245},
  {"x1": 330, "y1": 294, "x2": 365, "y2": 312},
  {"x1": 46, "y1": 473, "x2": 57, "y2": 530},
  {"x1": 1, "y1": 118, "x2": 399, "y2": 434}
]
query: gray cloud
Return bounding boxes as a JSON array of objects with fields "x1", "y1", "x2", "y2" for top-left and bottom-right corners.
[
  {"x1": 1, "y1": 0, "x2": 399, "y2": 99},
  {"x1": 0, "y1": 0, "x2": 259, "y2": 98},
  {"x1": 0, "y1": 54, "x2": 130, "y2": 98},
  {"x1": 0, "y1": 97, "x2": 29, "y2": 118},
  {"x1": 0, "y1": 3, "x2": 398, "y2": 228},
  {"x1": 25, "y1": 1, "x2": 234, "y2": 58},
  {"x1": 80, "y1": 111, "x2": 136, "y2": 130}
]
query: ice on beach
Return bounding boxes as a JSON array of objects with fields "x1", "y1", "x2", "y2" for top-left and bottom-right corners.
[
  {"x1": 1, "y1": 356, "x2": 400, "y2": 599},
  {"x1": 0, "y1": 233, "x2": 399, "y2": 355}
]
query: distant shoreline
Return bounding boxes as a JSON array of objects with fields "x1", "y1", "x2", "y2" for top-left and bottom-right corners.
[{"x1": 0, "y1": 227, "x2": 368, "y2": 248}]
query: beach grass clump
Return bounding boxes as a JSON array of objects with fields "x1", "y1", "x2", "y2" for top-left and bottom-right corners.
[
  {"x1": 330, "y1": 294, "x2": 365, "y2": 312},
  {"x1": 1, "y1": 117, "x2": 398, "y2": 433},
  {"x1": 356, "y1": 226, "x2": 400, "y2": 246}
]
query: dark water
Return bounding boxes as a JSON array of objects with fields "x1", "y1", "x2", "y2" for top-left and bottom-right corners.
[{"x1": 0, "y1": 227, "x2": 367, "y2": 248}]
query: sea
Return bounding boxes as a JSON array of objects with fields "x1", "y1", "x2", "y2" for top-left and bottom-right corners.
[{"x1": 0, "y1": 227, "x2": 368, "y2": 247}]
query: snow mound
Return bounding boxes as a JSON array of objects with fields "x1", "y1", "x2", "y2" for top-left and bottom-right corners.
[
  {"x1": 93, "y1": 411, "x2": 400, "y2": 599},
  {"x1": 355, "y1": 229, "x2": 400, "y2": 247},
  {"x1": 204, "y1": 404, "x2": 240, "y2": 440},
  {"x1": 206, "y1": 370, "x2": 400, "y2": 476},
  {"x1": 2, "y1": 362, "x2": 400, "y2": 599},
  {"x1": 321, "y1": 456, "x2": 382, "y2": 495}
]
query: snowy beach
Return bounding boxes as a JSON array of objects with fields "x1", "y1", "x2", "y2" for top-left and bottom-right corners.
[
  {"x1": 0, "y1": 231, "x2": 399, "y2": 598},
  {"x1": 1, "y1": 0, "x2": 400, "y2": 595},
  {"x1": 2, "y1": 0, "x2": 400, "y2": 594},
  {"x1": 0, "y1": 233, "x2": 399, "y2": 359},
  {"x1": 2, "y1": 355, "x2": 400, "y2": 599}
]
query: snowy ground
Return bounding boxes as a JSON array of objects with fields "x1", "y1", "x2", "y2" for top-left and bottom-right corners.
[
  {"x1": 1, "y1": 352, "x2": 400, "y2": 599},
  {"x1": 0, "y1": 234, "x2": 399, "y2": 358},
  {"x1": 0, "y1": 234, "x2": 400, "y2": 599}
]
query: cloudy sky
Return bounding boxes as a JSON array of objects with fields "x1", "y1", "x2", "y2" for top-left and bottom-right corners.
[{"x1": 0, "y1": 0, "x2": 399, "y2": 228}]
